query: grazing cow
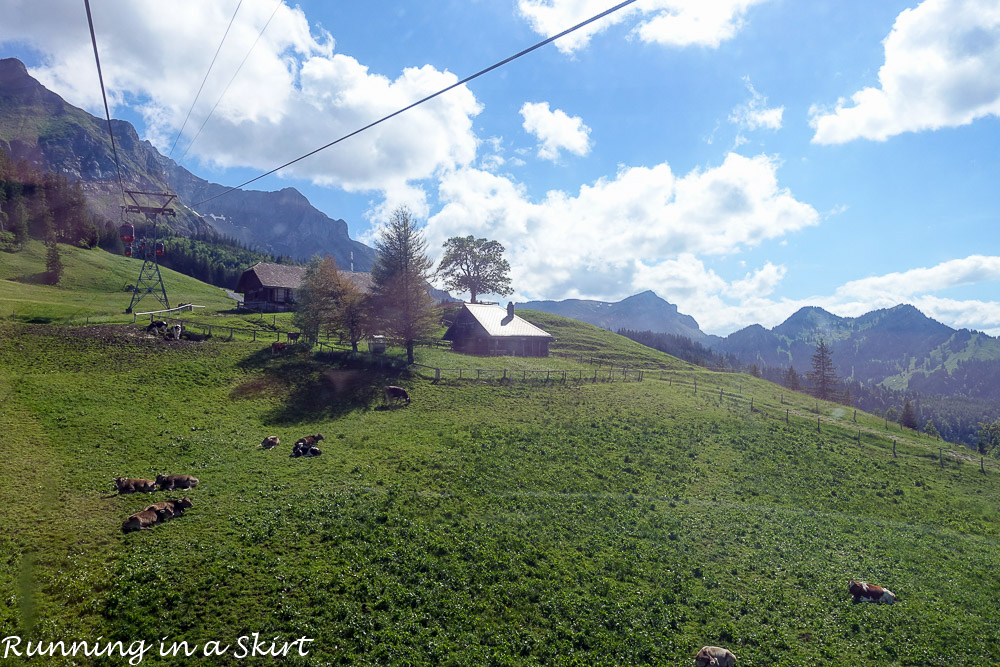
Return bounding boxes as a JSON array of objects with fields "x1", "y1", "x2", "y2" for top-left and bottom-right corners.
[
  {"x1": 694, "y1": 646, "x2": 736, "y2": 667},
  {"x1": 145, "y1": 497, "x2": 192, "y2": 520},
  {"x1": 260, "y1": 435, "x2": 280, "y2": 449},
  {"x1": 287, "y1": 332, "x2": 301, "y2": 342},
  {"x1": 165, "y1": 324, "x2": 182, "y2": 340},
  {"x1": 122, "y1": 509, "x2": 161, "y2": 532},
  {"x1": 155, "y1": 473, "x2": 199, "y2": 491},
  {"x1": 291, "y1": 434, "x2": 323, "y2": 458},
  {"x1": 848, "y1": 580, "x2": 895, "y2": 604},
  {"x1": 271, "y1": 341, "x2": 287, "y2": 356},
  {"x1": 114, "y1": 477, "x2": 157, "y2": 494},
  {"x1": 384, "y1": 385, "x2": 410, "y2": 405},
  {"x1": 145, "y1": 320, "x2": 167, "y2": 333}
]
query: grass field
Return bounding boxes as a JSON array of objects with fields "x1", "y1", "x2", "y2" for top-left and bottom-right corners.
[{"x1": 2, "y1": 245, "x2": 999, "y2": 665}]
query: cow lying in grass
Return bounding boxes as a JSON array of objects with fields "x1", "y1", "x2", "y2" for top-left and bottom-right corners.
[
  {"x1": 291, "y1": 434, "x2": 323, "y2": 458},
  {"x1": 144, "y1": 497, "x2": 192, "y2": 520},
  {"x1": 694, "y1": 646, "x2": 736, "y2": 667},
  {"x1": 848, "y1": 580, "x2": 895, "y2": 604},
  {"x1": 384, "y1": 385, "x2": 410, "y2": 406},
  {"x1": 260, "y1": 435, "x2": 280, "y2": 449},
  {"x1": 122, "y1": 509, "x2": 161, "y2": 532},
  {"x1": 156, "y1": 473, "x2": 199, "y2": 491},
  {"x1": 145, "y1": 320, "x2": 167, "y2": 333},
  {"x1": 114, "y1": 477, "x2": 156, "y2": 494}
]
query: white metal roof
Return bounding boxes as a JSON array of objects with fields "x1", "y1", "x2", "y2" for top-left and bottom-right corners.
[{"x1": 461, "y1": 303, "x2": 553, "y2": 338}]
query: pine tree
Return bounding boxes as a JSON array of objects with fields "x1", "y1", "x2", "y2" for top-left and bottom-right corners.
[
  {"x1": 370, "y1": 206, "x2": 436, "y2": 364},
  {"x1": 807, "y1": 339, "x2": 839, "y2": 401},
  {"x1": 900, "y1": 399, "x2": 918, "y2": 429},
  {"x1": 44, "y1": 237, "x2": 63, "y2": 285},
  {"x1": 783, "y1": 365, "x2": 801, "y2": 391},
  {"x1": 294, "y1": 256, "x2": 342, "y2": 343}
]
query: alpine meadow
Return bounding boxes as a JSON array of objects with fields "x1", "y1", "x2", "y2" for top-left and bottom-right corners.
[{"x1": 1, "y1": 244, "x2": 999, "y2": 665}]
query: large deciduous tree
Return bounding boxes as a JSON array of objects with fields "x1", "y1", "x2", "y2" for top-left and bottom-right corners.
[
  {"x1": 436, "y1": 235, "x2": 512, "y2": 304},
  {"x1": 370, "y1": 207, "x2": 436, "y2": 364},
  {"x1": 807, "y1": 339, "x2": 839, "y2": 401}
]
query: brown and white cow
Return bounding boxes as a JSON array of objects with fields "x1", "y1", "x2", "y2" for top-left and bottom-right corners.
[
  {"x1": 848, "y1": 580, "x2": 895, "y2": 604},
  {"x1": 144, "y1": 497, "x2": 192, "y2": 520},
  {"x1": 694, "y1": 646, "x2": 736, "y2": 667},
  {"x1": 270, "y1": 341, "x2": 286, "y2": 355},
  {"x1": 291, "y1": 434, "x2": 323, "y2": 457},
  {"x1": 384, "y1": 385, "x2": 410, "y2": 405},
  {"x1": 260, "y1": 435, "x2": 280, "y2": 449}
]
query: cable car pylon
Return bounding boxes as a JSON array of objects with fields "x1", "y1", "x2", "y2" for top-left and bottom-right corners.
[{"x1": 122, "y1": 190, "x2": 176, "y2": 314}]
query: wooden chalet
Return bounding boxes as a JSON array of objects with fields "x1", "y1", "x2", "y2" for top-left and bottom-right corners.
[
  {"x1": 443, "y1": 302, "x2": 554, "y2": 357},
  {"x1": 235, "y1": 262, "x2": 373, "y2": 312}
]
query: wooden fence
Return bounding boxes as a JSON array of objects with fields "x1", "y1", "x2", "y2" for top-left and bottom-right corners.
[{"x1": 411, "y1": 363, "x2": 644, "y2": 384}]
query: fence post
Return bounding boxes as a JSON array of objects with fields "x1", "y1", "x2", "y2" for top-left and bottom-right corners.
[
  {"x1": 253, "y1": 330, "x2": 256, "y2": 342},
  {"x1": 593, "y1": 370, "x2": 597, "y2": 383},
  {"x1": 503, "y1": 369, "x2": 507, "y2": 381},
  {"x1": 786, "y1": 409, "x2": 789, "y2": 424},
  {"x1": 854, "y1": 409, "x2": 857, "y2": 422},
  {"x1": 940, "y1": 449, "x2": 944, "y2": 468},
  {"x1": 893, "y1": 440, "x2": 896, "y2": 457},
  {"x1": 433, "y1": 367, "x2": 440, "y2": 382},
  {"x1": 750, "y1": 397, "x2": 754, "y2": 411},
  {"x1": 720, "y1": 388, "x2": 723, "y2": 405},
  {"x1": 817, "y1": 417, "x2": 821, "y2": 432},
  {"x1": 694, "y1": 378, "x2": 697, "y2": 395}
]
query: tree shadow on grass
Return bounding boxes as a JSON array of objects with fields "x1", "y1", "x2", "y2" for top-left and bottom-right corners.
[{"x1": 234, "y1": 347, "x2": 409, "y2": 426}]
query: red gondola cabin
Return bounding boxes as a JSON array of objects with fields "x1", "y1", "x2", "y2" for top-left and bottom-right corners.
[
  {"x1": 155, "y1": 242, "x2": 164, "y2": 256},
  {"x1": 124, "y1": 245, "x2": 132, "y2": 257},
  {"x1": 119, "y1": 224, "x2": 134, "y2": 243}
]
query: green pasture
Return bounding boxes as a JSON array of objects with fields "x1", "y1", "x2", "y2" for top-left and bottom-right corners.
[
  {"x1": 1, "y1": 319, "x2": 998, "y2": 666},
  {"x1": 1, "y1": 243, "x2": 998, "y2": 665}
]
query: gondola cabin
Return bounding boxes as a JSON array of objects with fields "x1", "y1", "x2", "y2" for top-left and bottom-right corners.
[
  {"x1": 124, "y1": 245, "x2": 132, "y2": 257},
  {"x1": 119, "y1": 224, "x2": 134, "y2": 243},
  {"x1": 155, "y1": 242, "x2": 164, "y2": 256}
]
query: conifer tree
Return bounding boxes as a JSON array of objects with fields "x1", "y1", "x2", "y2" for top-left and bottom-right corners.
[
  {"x1": 370, "y1": 206, "x2": 436, "y2": 364},
  {"x1": 783, "y1": 365, "x2": 801, "y2": 391},
  {"x1": 807, "y1": 339, "x2": 839, "y2": 401},
  {"x1": 900, "y1": 399, "x2": 918, "y2": 429},
  {"x1": 44, "y1": 237, "x2": 63, "y2": 284}
]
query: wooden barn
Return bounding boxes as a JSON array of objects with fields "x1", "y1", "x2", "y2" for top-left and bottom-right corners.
[
  {"x1": 235, "y1": 262, "x2": 373, "y2": 312},
  {"x1": 443, "y1": 302, "x2": 554, "y2": 357}
]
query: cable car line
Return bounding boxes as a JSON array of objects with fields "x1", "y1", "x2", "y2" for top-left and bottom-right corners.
[
  {"x1": 167, "y1": 0, "x2": 244, "y2": 159},
  {"x1": 83, "y1": 0, "x2": 126, "y2": 207},
  {"x1": 178, "y1": 0, "x2": 282, "y2": 165},
  {"x1": 193, "y1": 0, "x2": 638, "y2": 208}
]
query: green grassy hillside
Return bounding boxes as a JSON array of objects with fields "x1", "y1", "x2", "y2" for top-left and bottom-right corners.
[
  {"x1": 2, "y1": 310, "x2": 998, "y2": 665},
  {"x1": 0, "y1": 240, "x2": 235, "y2": 323}
]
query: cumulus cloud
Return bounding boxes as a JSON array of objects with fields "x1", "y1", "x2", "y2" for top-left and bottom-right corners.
[
  {"x1": 516, "y1": 0, "x2": 771, "y2": 54},
  {"x1": 426, "y1": 152, "x2": 818, "y2": 307},
  {"x1": 0, "y1": 0, "x2": 482, "y2": 199},
  {"x1": 833, "y1": 256, "x2": 1000, "y2": 301},
  {"x1": 810, "y1": 0, "x2": 1000, "y2": 144},
  {"x1": 520, "y1": 102, "x2": 592, "y2": 161}
]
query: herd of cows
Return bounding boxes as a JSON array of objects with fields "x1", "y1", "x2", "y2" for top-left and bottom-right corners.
[{"x1": 114, "y1": 474, "x2": 199, "y2": 532}]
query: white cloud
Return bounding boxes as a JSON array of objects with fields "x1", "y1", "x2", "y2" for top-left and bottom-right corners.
[
  {"x1": 730, "y1": 77, "x2": 783, "y2": 131},
  {"x1": 519, "y1": 102, "x2": 592, "y2": 161},
  {"x1": 426, "y1": 152, "x2": 818, "y2": 306},
  {"x1": 516, "y1": 0, "x2": 771, "y2": 54},
  {"x1": 810, "y1": 0, "x2": 1000, "y2": 144},
  {"x1": 684, "y1": 256, "x2": 1000, "y2": 336},
  {"x1": 833, "y1": 256, "x2": 1000, "y2": 301},
  {"x1": 0, "y1": 0, "x2": 482, "y2": 201}
]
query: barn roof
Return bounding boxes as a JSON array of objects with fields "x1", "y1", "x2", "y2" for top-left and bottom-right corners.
[
  {"x1": 452, "y1": 303, "x2": 553, "y2": 339},
  {"x1": 243, "y1": 262, "x2": 307, "y2": 289},
  {"x1": 236, "y1": 262, "x2": 373, "y2": 293}
]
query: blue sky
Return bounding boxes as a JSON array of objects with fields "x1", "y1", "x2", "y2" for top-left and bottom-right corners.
[{"x1": 2, "y1": 0, "x2": 999, "y2": 335}]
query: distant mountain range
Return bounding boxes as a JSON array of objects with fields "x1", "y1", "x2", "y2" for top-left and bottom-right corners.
[
  {"x1": 524, "y1": 291, "x2": 1000, "y2": 400},
  {"x1": 0, "y1": 57, "x2": 374, "y2": 270}
]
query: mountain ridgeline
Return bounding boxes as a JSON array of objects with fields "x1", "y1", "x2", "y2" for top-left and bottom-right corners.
[
  {"x1": 0, "y1": 57, "x2": 374, "y2": 271},
  {"x1": 523, "y1": 291, "x2": 1000, "y2": 447}
]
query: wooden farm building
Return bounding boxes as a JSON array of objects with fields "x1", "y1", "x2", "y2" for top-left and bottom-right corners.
[
  {"x1": 235, "y1": 262, "x2": 373, "y2": 312},
  {"x1": 443, "y1": 302, "x2": 554, "y2": 357}
]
